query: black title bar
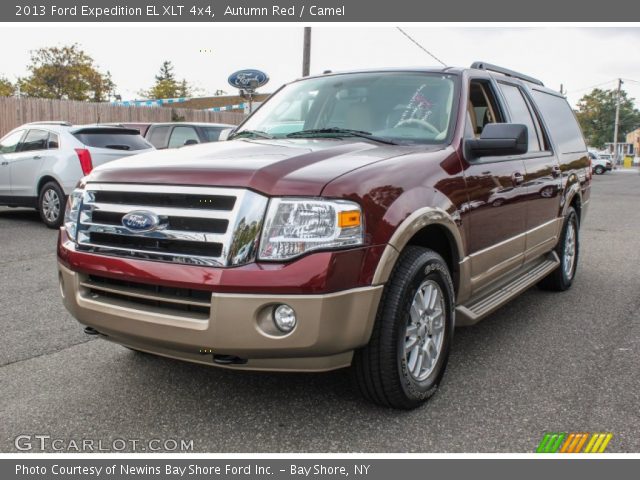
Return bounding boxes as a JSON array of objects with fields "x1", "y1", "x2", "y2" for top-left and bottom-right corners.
[{"x1": 3, "y1": 0, "x2": 639, "y2": 22}]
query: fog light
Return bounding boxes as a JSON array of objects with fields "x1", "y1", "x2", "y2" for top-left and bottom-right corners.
[{"x1": 273, "y1": 304, "x2": 297, "y2": 333}]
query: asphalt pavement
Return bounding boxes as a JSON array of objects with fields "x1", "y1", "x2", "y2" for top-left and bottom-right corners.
[{"x1": 1, "y1": 171, "x2": 639, "y2": 453}]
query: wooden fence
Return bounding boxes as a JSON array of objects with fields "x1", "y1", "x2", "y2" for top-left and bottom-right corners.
[{"x1": 0, "y1": 97, "x2": 246, "y2": 137}]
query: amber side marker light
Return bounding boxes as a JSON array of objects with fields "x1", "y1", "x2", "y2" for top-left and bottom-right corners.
[{"x1": 338, "y1": 210, "x2": 361, "y2": 228}]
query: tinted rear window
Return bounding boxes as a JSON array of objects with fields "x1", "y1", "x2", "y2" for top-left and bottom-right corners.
[
  {"x1": 73, "y1": 129, "x2": 152, "y2": 151},
  {"x1": 531, "y1": 90, "x2": 586, "y2": 154}
]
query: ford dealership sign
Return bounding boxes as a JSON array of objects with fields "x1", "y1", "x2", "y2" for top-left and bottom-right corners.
[{"x1": 228, "y1": 69, "x2": 269, "y2": 91}]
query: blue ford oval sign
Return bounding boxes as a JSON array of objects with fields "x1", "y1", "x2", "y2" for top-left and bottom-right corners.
[
  {"x1": 228, "y1": 69, "x2": 269, "y2": 90},
  {"x1": 122, "y1": 210, "x2": 160, "y2": 232}
]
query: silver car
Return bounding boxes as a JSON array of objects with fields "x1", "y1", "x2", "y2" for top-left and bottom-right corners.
[{"x1": 0, "y1": 122, "x2": 153, "y2": 227}]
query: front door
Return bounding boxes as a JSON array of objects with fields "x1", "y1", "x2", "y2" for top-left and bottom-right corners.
[
  {"x1": 461, "y1": 78, "x2": 529, "y2": 293},
  {"x1": 0, "y1": 129, "x2": 26, "y2": 197}
]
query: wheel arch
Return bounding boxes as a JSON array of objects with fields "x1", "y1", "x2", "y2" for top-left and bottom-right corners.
[{"x1": 372, "y1": 207, "x2": 468, "y2": 299}]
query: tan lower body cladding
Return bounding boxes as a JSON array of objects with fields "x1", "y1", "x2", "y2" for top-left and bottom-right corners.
[{"x1": 58, "y1": 264, "x2": 383, "y2": 372}]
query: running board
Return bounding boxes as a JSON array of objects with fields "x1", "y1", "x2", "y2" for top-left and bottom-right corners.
[{"x1": 455, "y1": 252, "x2": 560, "y2": 326}]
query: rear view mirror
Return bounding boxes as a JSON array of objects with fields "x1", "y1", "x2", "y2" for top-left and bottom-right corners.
[{"x1": 465, "y1": 123, "x2": 528, "y2": 160}]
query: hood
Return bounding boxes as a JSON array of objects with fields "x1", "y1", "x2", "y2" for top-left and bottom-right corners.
[{"x1": 88, "y1": 138, "x2": 436, "y2": 196}]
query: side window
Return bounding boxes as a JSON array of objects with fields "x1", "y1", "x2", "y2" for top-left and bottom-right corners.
[
  {"x1": 168, "y1": 126, "x2": 199, "y2": 148},
  {"x1": 19, "y1": 129, "x2": 49, "y2": 152},
  {"x1": 202, "y1": 127, "x2": 224, "y2": 142},
  {"x1": 467, "y1": 80, "x2": 504, "y2": 137},
  {"x1": 531, "y1": 90, "x2": 587, "y2": 154},
  {"x1": 147, "y1": 125, "x2": 171, "y2": 148},
  {"x1": 498, "y1": 83, "x2": 542, "y2": 152},
  {"x1": 48, "y1": 132, "x2": 59, "y2": 149},
  {"x1": 0, "y1": 130, "x2": 25, "y2": 154}
]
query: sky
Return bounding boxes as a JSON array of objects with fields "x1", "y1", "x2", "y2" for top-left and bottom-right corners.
[{"x1": 0, "y1": 25, "x2": 639, "y2": 110}]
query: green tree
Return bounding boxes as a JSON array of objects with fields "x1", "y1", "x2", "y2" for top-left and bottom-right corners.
[
  {"x1": 575, "y1": 88, "x2": 640, "y2": 149},
  {"x1": 141, "y1": 61, "x2": 195, "y2": 99},
  {"x1": 17, "y1": 44, "x2": 115, "y2": 102},
  {"x1": 0, "y1": 76, "x2": 15, "y2": 96}
]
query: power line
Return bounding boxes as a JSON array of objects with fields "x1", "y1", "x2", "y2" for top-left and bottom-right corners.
[
  {"x1": 396, "y1": 27, "x2": 447, "y2": 67},
  {"x1": 567, "y1": 79, "x2": 618, "y2": 95}
]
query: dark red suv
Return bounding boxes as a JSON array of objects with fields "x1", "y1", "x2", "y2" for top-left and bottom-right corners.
[{"x1": 58, "y1": 63, "x2": 590, "y2": 408}]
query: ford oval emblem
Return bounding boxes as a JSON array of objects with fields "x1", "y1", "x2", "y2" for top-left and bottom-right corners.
[
  {"x1": 228, "y1": 69, "x2": 269, "y2": 90},
  {"x1": 122, "y1": 210, "x2": 160, "y2": 232}
]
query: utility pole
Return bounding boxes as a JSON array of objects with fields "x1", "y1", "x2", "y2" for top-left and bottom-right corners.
[
  {"x1": 613, "y1": 78, "x2": 623, "y2": 168},
  {"x1": 302, "y1": 27, "x2": 311, "y2": 77}
]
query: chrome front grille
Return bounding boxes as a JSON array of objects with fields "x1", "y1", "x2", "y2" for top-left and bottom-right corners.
[{"x1": 76, "y1": 183, "x2": 268, "y2": 266}]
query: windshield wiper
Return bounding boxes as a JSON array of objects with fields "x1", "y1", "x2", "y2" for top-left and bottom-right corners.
[
  {"x1": 229, "y1": 129, "x2": 273, "y2": 140},
  {"x1": 286, "y1": 128, "x2": 398, "y2": 145}
]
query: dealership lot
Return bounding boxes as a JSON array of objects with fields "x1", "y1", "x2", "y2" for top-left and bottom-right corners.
[{"x1": 0, "y1": 172, "x2": 638, "y2": 452}]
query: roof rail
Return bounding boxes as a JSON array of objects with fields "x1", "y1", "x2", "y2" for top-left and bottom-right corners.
[
  {"x1": 27, "y1": 121, "x2": 72, "y2": 126},
  {"x1": 470, "y1": 62, "x2": 544, "y2": 86}
]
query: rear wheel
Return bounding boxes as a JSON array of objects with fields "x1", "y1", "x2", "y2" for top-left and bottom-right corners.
[
  {"x1": 538, "y1": 207, "x2": 579, "y2": 291},
  {"x1": 352, "y1": 247, "x2": 454, "y2": 409},
  {"x1": 38, "y1": 181, "x2": 65, "y2": 228}
]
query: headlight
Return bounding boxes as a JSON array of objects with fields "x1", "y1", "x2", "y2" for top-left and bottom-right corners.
[
  {"x1": 258, "y1": 198, "x2": 364, "y2": 261},
  {"x1": 64, "y1": 188, "x2": 84, "y2": 241}
]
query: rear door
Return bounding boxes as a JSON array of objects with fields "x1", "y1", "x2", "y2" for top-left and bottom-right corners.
[
  {"x1": 10, "y1": 129, "x2": 56, "y2": 197},
  {"x1": 0, "y1": 130, "x2": 25, "y2": 196},
  {"x1": 73, "y1": 128, "x2": 153, "y2": 167},
  {"x1": 496, "y1": 82, "x2": 562, "y2": 261}
]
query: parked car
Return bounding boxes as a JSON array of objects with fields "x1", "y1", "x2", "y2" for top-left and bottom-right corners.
[
  {"x1": 589, "y1": 151, "x2": 612, "y2": 174},
  {"x1": 138, "y1": 122, "x2": 235, "y2": 149},
  {"x1": 106, "y1": 122, "x2": 234, "y2": 149},
  {"x1": 59, "y1": 63, "x2": 590, "y2": 409},
  {"x1": 0, "y1": 122, "x2": 153, "y2": 227}
]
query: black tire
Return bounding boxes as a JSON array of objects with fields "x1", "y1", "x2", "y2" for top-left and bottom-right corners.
[
  {"x1": 594, "y1": 165, "x2": 605, "y2": 175},
  {"x1": 538, "y1": 207, "x2": 579, "y2": 291},
  {"x1": 352, "y1": 246, "x2": 455, "y2": 409},
  {"x1": 38, "y1": 181, "x2": 65, "y2": 228}
]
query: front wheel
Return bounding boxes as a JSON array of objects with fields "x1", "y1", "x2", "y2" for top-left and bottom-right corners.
[
  {"x1": 594, "y1": 165, "x2": 605, "y2": 175},
  {"x1": 38, "y1": 181, "x2": 65, "y2": 228},
  {"x1": 352, "y1": 247, "x2": 455, "y2": 409}
]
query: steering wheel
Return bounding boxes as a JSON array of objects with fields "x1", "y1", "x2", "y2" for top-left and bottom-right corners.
[{"x1": 395, "y1": 118, "x2": 440, "y2": 136}]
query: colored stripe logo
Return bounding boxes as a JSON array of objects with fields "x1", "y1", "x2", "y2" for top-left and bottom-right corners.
[{"x1": 536, "y1": 432, "x2": 612, "y2": 453}]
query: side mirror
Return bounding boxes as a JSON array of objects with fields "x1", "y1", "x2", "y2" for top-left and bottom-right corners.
[
  {"x1": 465, "y1": 123, "x2": 528, "y2": 160},
  {"x1": 183, "y1": 139, "x2": 199, "y2": 146}
]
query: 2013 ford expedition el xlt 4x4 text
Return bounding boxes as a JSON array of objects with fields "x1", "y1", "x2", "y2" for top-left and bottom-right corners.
[{"x1": 58, "y1": 63, "x2": 591, "y2": 409}]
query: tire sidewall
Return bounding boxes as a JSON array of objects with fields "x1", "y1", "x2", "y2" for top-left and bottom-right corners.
[
  {"x1": 395, "y1": 255, "x2": 454, "y2": 403},
  {"x1": 594, "y1": 166, "x2": 604, "y2": 175},
  {"x1": 38, "y1": 181, "x2": 65, "y2": 228}
]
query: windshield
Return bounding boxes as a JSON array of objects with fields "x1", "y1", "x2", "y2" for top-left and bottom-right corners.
[{"x1": 235, "y1": 72, "x2": 458, "y2": 145}]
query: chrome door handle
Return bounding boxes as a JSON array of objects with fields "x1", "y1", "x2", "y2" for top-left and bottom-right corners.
[
  {"x1": 32, "y1": 155, "x2": 42, "y2": 160},
  {"x1": 1, "y1": 161, "x2": 8, "y2": 166}
]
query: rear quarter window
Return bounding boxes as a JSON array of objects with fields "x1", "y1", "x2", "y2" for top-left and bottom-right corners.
[
  {"x1": 73, "y1": 129, "x2": 152, "y2": 151},
  {"x1": 531, "y1": 90, "x2": 586, "y2": 154}
]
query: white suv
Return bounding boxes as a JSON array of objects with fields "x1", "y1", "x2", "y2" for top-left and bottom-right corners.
[
  {"x1": 0, "y1": 122, "x2": 153, "y2": 227},
  {"x1": 588, "y1": 151, "x2": 612, "y2": 175}
]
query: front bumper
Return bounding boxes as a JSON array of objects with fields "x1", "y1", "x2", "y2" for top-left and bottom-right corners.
[{"x1": 58, "y1": 233, "x2": 384, "y2": 372}]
